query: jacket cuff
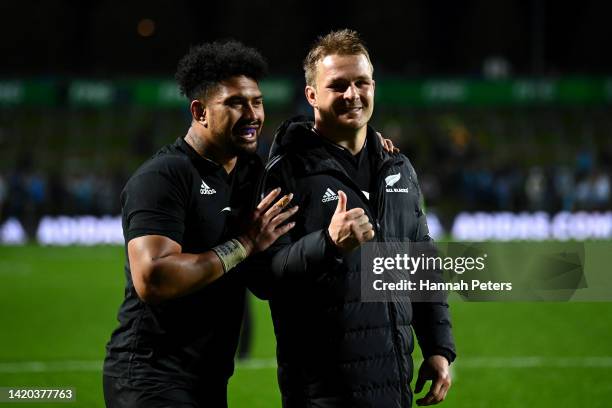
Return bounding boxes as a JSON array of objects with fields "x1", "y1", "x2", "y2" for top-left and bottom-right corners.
[
  {"x1": 323, "y1": 228, "x2": 343, "y2": 261},
  {"x1": 425, "y1": 347, "x2": 456, "y2": 365}
]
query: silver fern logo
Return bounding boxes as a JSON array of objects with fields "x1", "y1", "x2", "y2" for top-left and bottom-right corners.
[
  {"x1": 385, "y1": 173, "x2": 401, "y2": 187},
  {"x1": 385, "y1": 173, "x2": 409, "y2": 193}
]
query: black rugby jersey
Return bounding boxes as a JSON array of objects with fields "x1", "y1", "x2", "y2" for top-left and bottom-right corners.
[
  {"x1": 104, "y1": 137, "x2": 263, "y2": 387},
  {"x1": 319, "y1": 130, "x2": 374, "y2": 198}
]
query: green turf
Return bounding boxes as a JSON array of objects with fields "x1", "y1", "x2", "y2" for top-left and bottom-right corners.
[{"x1": 0, "y1": 245, "x2": 611, "y2": 407}]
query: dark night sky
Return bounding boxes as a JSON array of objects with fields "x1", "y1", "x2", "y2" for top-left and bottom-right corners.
[{"x1": 1, "y1": 0, "x2": 611, "y2": 77}]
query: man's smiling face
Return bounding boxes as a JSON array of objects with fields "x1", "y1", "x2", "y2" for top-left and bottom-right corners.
[
  {"x1": 205, "y1": 75, "x2": 264, "y2": 155},
  {"x1": 308, "y1": 53, "x2": 375, "y2": 132}
]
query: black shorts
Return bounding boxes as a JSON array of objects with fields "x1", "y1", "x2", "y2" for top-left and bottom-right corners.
[{"x1": 103, "y1": 375, "x2": 227, "y2": 408}]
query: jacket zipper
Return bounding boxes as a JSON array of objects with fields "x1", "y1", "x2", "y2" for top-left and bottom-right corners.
[
  {"x1": 371, "y1": 158, "x2": 401, "y2": 238},
  {"x1": 373, "y1": 159, "x2": 408, "y2": 405},
  {"x1": 314, "y1": 158, "x2": 409, "y2": 403}
]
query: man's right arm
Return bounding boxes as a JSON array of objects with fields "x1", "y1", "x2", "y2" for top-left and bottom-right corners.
[
  {"x1": 128, "y1": 234, "x2": 225, "y2": 304},
  {"x1": 266, "y1": 190, "x2": 373, "y2": 278},
  {"x1": 247, "y1": 169, "x2": 374, "y2": 297},
  {"x1": 127, "y1": 181, "x2": 296, "y2": 304}
]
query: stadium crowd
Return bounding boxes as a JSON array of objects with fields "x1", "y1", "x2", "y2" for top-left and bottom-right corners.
[{"x1": 1, "y1": 108, "x2": 610, "y2": 239}]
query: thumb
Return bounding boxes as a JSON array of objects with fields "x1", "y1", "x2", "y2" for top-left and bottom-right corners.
[
  {"x1": 334, "y1": 190, "x2": 347, "y2": 214},
  {"x1": 414, "y1": 370, "x2": 426, "y2": 394}
]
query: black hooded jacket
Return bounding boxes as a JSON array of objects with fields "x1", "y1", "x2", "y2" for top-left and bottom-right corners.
[{"x1": 252, "y1": 118, "x2": 456, "y2": 408}]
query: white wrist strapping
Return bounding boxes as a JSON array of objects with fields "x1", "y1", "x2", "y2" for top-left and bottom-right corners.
[{"x1": 212, "y1": 239, "x2": 248, "y2": 274}]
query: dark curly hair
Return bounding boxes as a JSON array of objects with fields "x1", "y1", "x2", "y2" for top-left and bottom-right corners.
[{"x1": 175, "y1": 40, "x2": 268, "y2": 101}]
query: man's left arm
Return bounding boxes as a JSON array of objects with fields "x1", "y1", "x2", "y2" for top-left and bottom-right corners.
[
  {"x1": 411, "y1": 246, "x2": 456, "y2": 405},
  {"x1": 409, "y1": 162, "x2": 456, "y2": 405},
  {"x1": 411, "y1": 296, "x2": 455, "y2": 406}
]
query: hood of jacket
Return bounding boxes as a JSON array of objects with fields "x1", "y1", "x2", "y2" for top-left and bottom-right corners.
[{"x1": 267, "y1": 116, "x2": 396, "y2": 175}]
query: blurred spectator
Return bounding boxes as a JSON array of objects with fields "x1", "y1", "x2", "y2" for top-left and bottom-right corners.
[
  {"x1": 525, "y1": 166, "x2": 548, "y2": 211},
  {"x1": 26, "y1": 173, "x2": 46, "y2": 207},
  {"x1": 493, "y1": 165, "x2": 522, "y2": 210},
  {"x1": 0, "y1": 174, "x2": 6, "y2": 220},
  {"x1": 67, "y1": 174, "x2": 95, "y2": 214},
  {"x1": 6, "y1": 171, "x2": 27, "y2": 219},
  {"x1": 553, "y1": 165, "x2": 575, "y2": 211},
  {"x1": 94, "y1": 175, "x2": 121, "y2": 215},
  {"x1": 593, "y1": 171, "x2": 611, "y2": 207},
  {"x1": 575, "y1": 149, "x2": 595, "y2": 176},
  {"x1": 575, "y1": 170, "x2": 610, "y2": 210}
]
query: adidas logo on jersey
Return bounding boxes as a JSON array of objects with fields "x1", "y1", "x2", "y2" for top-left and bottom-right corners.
[
  {"x1": 321, "y1": 188, "x2": 339, "y2": 202},
  {"x1": 200, "y1": 180, "x2": 216, "y2": 195}
]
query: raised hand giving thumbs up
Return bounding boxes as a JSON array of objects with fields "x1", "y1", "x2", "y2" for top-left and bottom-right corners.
[{"x1": 327, "y1": 191, "x2": 375, "y2": 253}]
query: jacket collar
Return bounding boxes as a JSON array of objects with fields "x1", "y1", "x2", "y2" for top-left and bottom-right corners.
[{"x1": 269, "y1": 116, "x2": 398, "y2": 175}]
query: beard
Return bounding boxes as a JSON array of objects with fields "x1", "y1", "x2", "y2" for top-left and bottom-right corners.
[{"x1": 227, "y1": 134, "x2": 258, "y2": 156}]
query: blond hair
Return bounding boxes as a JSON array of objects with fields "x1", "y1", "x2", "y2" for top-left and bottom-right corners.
[{"x1": 303, "y1": 29, "x2": 372, "y2": 87}]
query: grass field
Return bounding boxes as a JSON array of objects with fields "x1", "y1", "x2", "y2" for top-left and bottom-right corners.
[{"x1": 1, "y1": 245, "x2": 612, "y2": 407}]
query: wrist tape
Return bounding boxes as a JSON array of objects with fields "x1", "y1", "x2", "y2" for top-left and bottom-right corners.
[{"x1": 212, "y1": 239, "x2": 248, "y2": 274}]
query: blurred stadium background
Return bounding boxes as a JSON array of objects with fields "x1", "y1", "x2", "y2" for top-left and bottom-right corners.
[{"x1": 1, "y1": 1, "x2": 611, "y2": 407}]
